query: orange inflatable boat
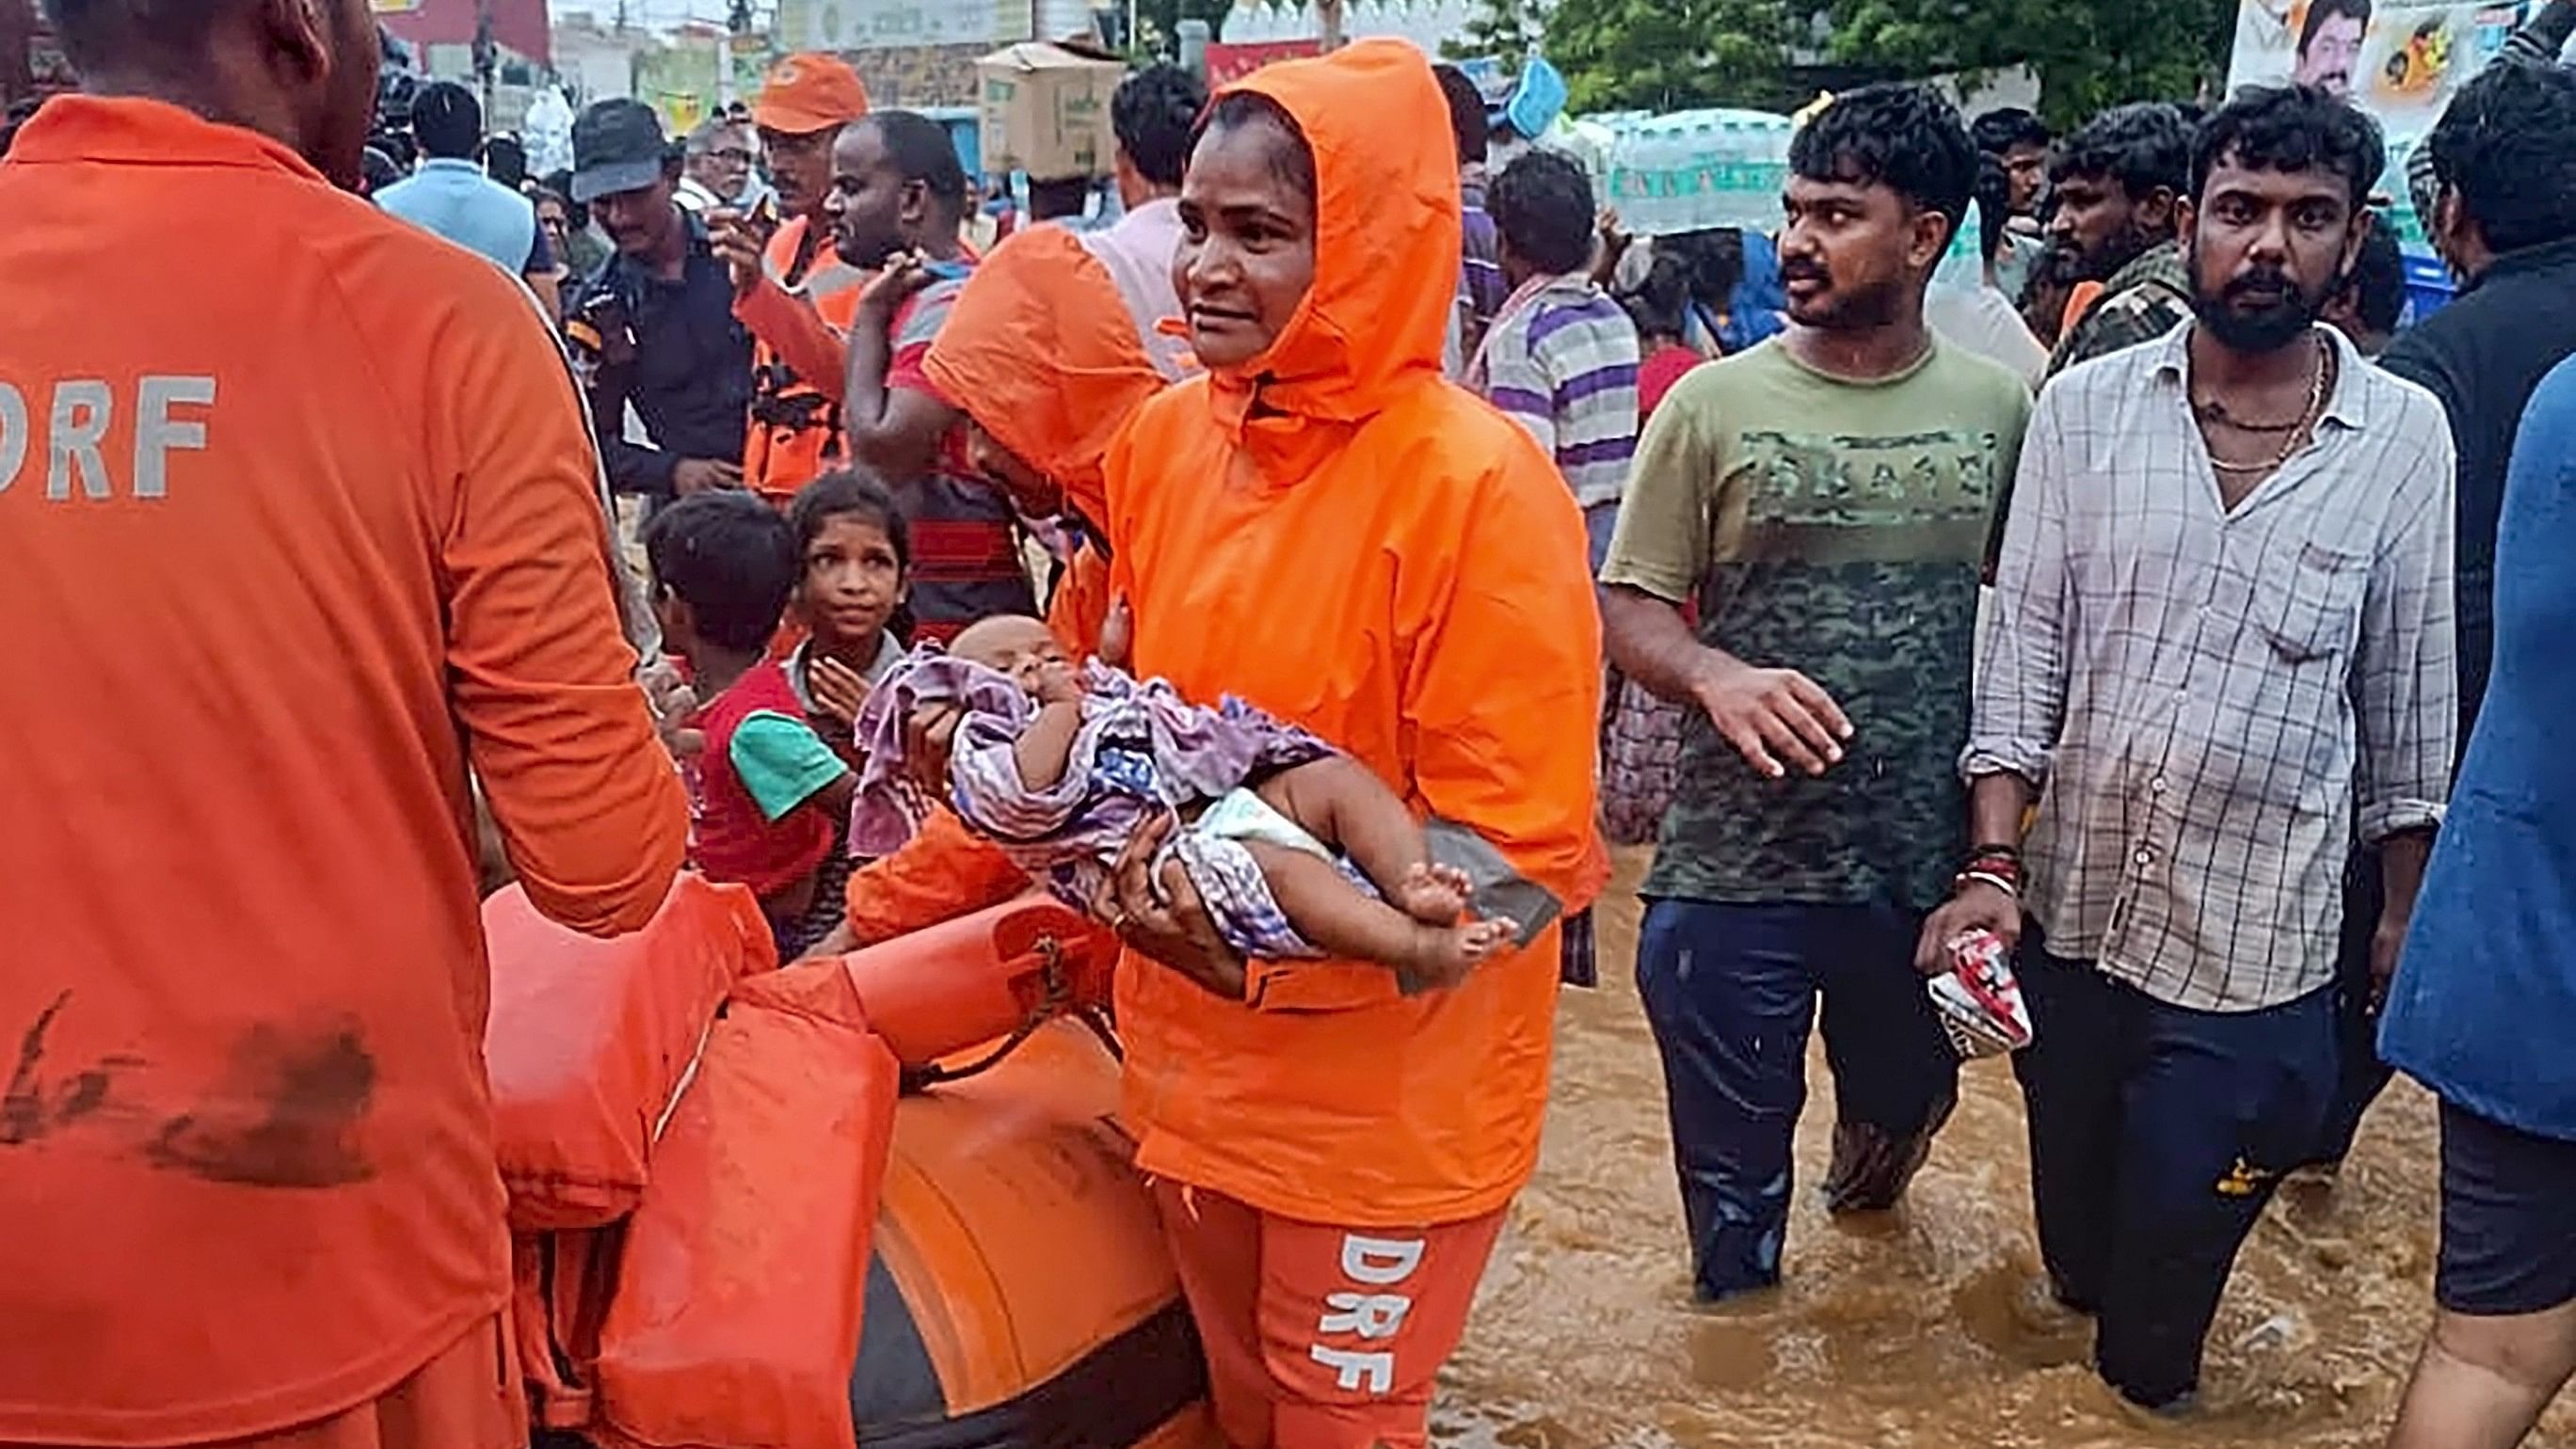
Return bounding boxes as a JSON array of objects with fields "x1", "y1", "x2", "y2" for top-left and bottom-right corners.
[{"x1": 486, "y1": 882, "x2": 1212, "y2": 1449}]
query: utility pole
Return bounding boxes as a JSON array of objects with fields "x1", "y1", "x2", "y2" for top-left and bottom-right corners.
[
  {"x1": 472, "y1": 0, "x2": 496, "y2": 118},
  {"x1": 1318, "y1": 0, "x2": 1342, "y2": 49}
]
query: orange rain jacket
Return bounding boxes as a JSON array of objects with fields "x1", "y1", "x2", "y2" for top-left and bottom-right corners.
[
  {"x1": 0, "y1": 98, "x2": 689, "y2": 1444},
  {"x1": 736, "y1": 215, "x2": 871, "y2": 505},
  {"x1": 1103, "y1": 42, "x2": 1608, "y2": 1228},
  {"x1": 921, "y1": 225, "x2": 1169, "y2": 660}
]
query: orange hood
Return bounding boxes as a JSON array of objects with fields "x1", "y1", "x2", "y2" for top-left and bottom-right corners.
[
  {"x1": 921, "y1": 226, "x2": 1165, "y2": 529},
  {"x1": 1209, "y1": 40, "x2": 1462, "y2": 439}
]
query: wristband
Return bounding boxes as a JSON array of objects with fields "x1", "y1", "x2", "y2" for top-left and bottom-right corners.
[{"x1": 1956, "y1": 868, "x2": 2021, "y2": 900}]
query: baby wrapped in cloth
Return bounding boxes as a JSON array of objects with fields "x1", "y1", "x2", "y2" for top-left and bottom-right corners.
[{"x1": 849, "y1": 617, "x2": 1514, "y2": 990}]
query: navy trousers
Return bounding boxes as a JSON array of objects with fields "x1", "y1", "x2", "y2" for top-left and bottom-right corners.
[
  {"x1": 1635, "y1": 900, "x2": 1960, "y2": 1302},
  {"x1": 2013, "y1": 942, "x2": 2338, "y2": 1409},
  {"x1": 2312, "y1": 844, "x2": 2395, "y2": 1165}
]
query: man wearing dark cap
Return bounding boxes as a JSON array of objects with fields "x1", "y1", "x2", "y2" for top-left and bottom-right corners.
[
  {"x1": 566, "y1": 96, "x2": 752, "y2": 502},
  {"x1": 375, "y1": 79, "x2": 561, "y2": 319}
]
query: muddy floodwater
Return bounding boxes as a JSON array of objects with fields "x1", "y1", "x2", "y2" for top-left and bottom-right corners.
[{"x1": 1435, "y1": 852, "x2": 2576, "y2": 1449}]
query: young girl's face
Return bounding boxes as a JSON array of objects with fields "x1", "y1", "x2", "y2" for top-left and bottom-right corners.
[{"x1": 799, "y1": 513, "x2": 905, "y2": 651}]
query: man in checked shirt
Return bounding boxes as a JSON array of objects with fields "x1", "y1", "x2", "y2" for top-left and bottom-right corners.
[{"x1": 1920, "y1": 86, "x2": 2459, "y2": 1414}]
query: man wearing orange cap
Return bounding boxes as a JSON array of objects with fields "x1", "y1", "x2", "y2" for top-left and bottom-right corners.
[{"x1": 712, "y1": 52, "x2": 873, "y2": 506}]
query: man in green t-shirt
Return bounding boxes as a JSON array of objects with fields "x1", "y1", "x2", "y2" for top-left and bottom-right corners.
[{"x1": 1600, "y1": 83, "x2": 2032, "y2": 1305}]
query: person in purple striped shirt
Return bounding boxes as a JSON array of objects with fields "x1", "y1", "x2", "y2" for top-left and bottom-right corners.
[{"x1": 1467, "y1": 146, "x2": 1642, "y2": 567}]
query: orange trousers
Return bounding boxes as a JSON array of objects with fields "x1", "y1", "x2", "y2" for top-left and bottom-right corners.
[
  {"x1": 1151, "y1": 1180, "x2": 1508, "y2": 1449},
  {"x1": 4, "y1": 1315, "x2": 521, "y2": 1449}
]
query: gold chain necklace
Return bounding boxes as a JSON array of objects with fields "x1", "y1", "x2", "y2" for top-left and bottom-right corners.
[{"x1": 2205, "y1": 334, "x2": 2331, "y2": 475}]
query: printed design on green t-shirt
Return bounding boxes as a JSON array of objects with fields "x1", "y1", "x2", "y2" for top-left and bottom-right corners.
[{"x1": 1733, "y1": 427, "x2": 2007, "y2": 566}]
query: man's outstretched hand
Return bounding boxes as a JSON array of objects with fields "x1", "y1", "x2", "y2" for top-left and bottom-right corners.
[{"x1": 1689, "y1": 656, "x2": 1853, "y2": 780}]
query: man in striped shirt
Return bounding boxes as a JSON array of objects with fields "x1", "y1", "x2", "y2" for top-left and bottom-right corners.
[{"x1": 1472, "y1": 147, "x2": 1640, "y2": 565}]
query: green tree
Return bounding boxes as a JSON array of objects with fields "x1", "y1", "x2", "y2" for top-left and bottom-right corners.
[
  {"x1": 1546, "y1": 0, "x2": 1795, "y2": 113},
  {"x1": 1447, "y1": 0, "x2": 1548, "y2": 70},
  {"x1": 1825, "y1": 0, "x2": 2235, "y2": 127}
]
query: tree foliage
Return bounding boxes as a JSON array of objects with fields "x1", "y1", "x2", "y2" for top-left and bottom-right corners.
[
  {"x1": 1447, "y1": 0, "x2": 1549, "y2": 70},
  {"x1": 1545, "y1": 0, "x2": 1796, "y2": 113},
  {"x1": 1826, "y1": 0, "x2": 2235, "y2": 126}
]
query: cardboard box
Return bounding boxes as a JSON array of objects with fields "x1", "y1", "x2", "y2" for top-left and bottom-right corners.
[{"x1": 976, "y1": 41, "x2": 1128, "y2": 181}]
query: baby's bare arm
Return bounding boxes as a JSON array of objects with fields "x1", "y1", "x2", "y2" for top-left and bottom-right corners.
[
  {"x1": 1014, "y1": 700, "x2": 1084, "y2": 790},
  {"x1": 1253, "y1": 755, "x2": 1429, "y2": 902}
]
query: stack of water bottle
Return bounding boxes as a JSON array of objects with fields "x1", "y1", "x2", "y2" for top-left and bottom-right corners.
[{"x1": 1602, "y1": 109, "x2": 1798, "y2": 236}]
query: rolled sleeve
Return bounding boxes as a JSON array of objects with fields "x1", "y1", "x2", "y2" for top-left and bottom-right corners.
[
  {"x1": 1963, "y1": 384, "x2": 2074, "y2": 788},
  {"x1": 2354, "y1": 415, "x2": 2459, "y2": 842}
]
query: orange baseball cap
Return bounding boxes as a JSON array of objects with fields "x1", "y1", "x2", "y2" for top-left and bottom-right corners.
[{"x1": 751, "y1": 53, "x2": 871, "y2": 134}]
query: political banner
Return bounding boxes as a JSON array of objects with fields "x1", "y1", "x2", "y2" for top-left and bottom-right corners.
[{"x1": 2229, "y1": 0, "x2": 2531, "y2": 144}]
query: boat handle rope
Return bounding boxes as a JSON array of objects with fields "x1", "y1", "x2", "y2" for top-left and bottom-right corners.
[{"x1": 901, "y1": 935, "x2": 1080, "y2": 1094}]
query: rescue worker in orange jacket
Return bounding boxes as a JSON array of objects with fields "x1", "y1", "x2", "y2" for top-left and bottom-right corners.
[
  {"x1": 923, "y1": 223, "x2": 1172, "y2": 661},
  {"x1": 712, "y1": 52, "x2": 872, "y2": 506},
  {"x1": 1094, "y1": 41, "x2": 1608, "y2": 1448},
  {"x1": 816, "y1": 226, "x2": 1176, "y2": 956},
  {"x1": 0, "y1": 0, "x2": 690, "y2": 1440}
]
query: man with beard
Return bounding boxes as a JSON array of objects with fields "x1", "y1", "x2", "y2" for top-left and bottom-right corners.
[
  {"x1": 0, "y1": 0, "x2": 689, "y2": 1438},
  {"x1": 567, "y1": 98, "x2": 754, "y2": 502},
  {"x1": 1924, "y1": 85, "x2": 2456, "y2": 1414},
  {"x1": 1601, "y1": 84, "x2": 2030, "y2": 1305},
  {"x1": 2296, "y1": 0, "x2": 2372, "y2": 97},
  {"x1": 711, "y1": 52, "x2": 872, "y2": 506},
  {"x1": 2043, "y1": 102, "x2": 2194, "y2": 375},
  {"x1": 829, "y1": 109, "x2": 1035, "y2": 640}
]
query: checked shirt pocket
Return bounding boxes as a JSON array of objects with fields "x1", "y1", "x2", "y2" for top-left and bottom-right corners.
[{"x1": 2256, "y1": 542, "x2": 2369, "y2": 664}]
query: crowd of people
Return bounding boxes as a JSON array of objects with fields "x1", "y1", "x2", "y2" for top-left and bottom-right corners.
[{"x1": 6, "y1": 0, "x2": 2576, "y2": 1442}]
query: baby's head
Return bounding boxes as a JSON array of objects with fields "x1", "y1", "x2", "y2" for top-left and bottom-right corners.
[{"x1": 950, "y1": 614, "x2": 1073, "y2": 697}]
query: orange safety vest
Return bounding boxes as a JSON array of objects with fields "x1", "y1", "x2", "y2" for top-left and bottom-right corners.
[
  {"x1": 742, "y1": 215, "x2": 870, "y2": 506},
  {"x1": 0, "y1": 96, "x2": 686, "y2": 1442}
]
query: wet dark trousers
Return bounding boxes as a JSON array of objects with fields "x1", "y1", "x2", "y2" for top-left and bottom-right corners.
[
  {"x1": 2013, "y1": 940, "x2": 2337, "y2": 1409},
  {"x1": 1635, "y1": 900, "x2": 1960, "y2": 1302},
  {"x1": 2313, "y1": 845, "x2": 2394, "y2": 1165}
]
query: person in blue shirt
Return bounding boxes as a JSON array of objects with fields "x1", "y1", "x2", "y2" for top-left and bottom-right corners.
[
  {"x1": 2379, "y1": 356, "x2": 2576, "y2": 1449},
  {"x1": 375, "y1": 81, "x2": 559, "y2": 321}
]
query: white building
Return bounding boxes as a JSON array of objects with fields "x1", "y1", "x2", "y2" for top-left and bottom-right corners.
[
  {"x1": 1224, "y1": 0, "x2": 1480, "y2": 52},
  {"x1": 551, "y1": 10, "x2": 648, "y2": 103}
]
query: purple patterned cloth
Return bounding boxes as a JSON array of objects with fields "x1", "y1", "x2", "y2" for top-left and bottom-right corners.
[{"x1": 850, "y1": 648, "x2": 1338, "y2": 926}]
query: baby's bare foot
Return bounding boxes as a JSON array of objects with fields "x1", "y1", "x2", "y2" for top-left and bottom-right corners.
[
  {"x1": 1394, "y1": 861, "x2": 1475, "y2": 926},
  {"x1": 1397, "y1": 916, "x2": 1519, "y2": 995}
]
